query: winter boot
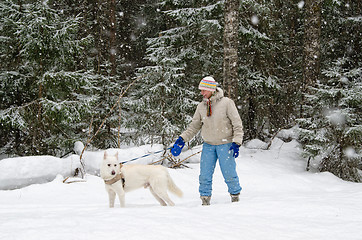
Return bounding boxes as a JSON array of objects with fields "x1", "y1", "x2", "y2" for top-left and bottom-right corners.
[
  {"x1": 230, "y1": 193, "x2": 240, "y2": 203},
  {"x1": 200, "y1": 196, "x2": 211, "y2": 206}
]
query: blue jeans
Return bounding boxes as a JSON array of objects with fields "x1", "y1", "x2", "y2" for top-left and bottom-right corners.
[{"x1": 199, "y1": 142, "x2": 242, "y2": 196}]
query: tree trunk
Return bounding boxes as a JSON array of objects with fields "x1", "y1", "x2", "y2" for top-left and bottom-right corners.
[
  {"x1": 302, "y1": 0, "x2": 322, "y2": 97},
  {"x1": 223, "y1": 0, "x2": 239, "y2": 101},
  {"x1": 109, "y1": 0, "x2": 117, "y2": 76}
]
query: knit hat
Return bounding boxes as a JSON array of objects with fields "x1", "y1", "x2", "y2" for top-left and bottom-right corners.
[{"x1": 199, "y1": 76, "x2": 217, "y2": 92}]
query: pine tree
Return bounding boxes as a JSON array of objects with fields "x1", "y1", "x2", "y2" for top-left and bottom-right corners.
[
  {"x1": 50, "y1": 0, "x2": 132, "y2": 150},
  {"x1": 0, "y1": 0, "x2": 97, "y2": 156},
  {"x1": 298, "y1": 58, "x2": 361, "y2": 182},
  {"x1": 238, "y1": 0, "x2": 304, "y2": 140},
  {"x1": 127, "y1": 0, "x2": 224, "y2": 146},
  {"x1": 297, "y1": 0, "x2": 361, "y2": 182}
]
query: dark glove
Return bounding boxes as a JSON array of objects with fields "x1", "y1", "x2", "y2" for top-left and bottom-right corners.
[
  {"x1": 171, "y1": 137, "x2": 185, "y2": 156},
  {"x1": 229, "y1": 142, "x2": 240, "y2": 158}
]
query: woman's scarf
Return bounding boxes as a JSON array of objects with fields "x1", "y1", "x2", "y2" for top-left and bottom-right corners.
[
  {"x1": 206, "y1": 91, "x2": 216, "y2": 117},
  {"x1": 207, "y1": 99, "x2": 212, "y2": 117}
]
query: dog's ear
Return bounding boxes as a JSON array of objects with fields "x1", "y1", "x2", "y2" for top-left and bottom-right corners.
[
  {"x1": 114, "y1": 152, "x2": 118, "y2": 160},
  {"x1": 104, "y1": 151, "x2": 108, "y2": 159}
]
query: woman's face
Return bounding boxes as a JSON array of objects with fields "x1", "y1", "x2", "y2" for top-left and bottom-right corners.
[{"x1": 200, "y1": 90, "x2": 213, "y2": 99}]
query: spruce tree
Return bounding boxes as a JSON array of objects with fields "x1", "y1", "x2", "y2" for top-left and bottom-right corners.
[
  {"x1": 297, "y1": 0, "x2": 361, "y2": 182},
  {"x1": 127, "y1": 0, "x2": 224, "y2": 147},
  {"x1": 298, "y1": 58, "x2": 361, "y2": 182},
  {"x1": 0, "y1": 0, "x2": 97, "y2": 156},
  {"x1": 238, "y1": 1, "x2": 304, "y2": 140}
]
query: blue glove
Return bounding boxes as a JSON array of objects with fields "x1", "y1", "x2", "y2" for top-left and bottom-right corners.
[
  {"x1": 229, "y1": 142, "x2": 240, "y2": 158},
  {"x1": 171, "y1": 137, "x2": 185, "y2": 156}
]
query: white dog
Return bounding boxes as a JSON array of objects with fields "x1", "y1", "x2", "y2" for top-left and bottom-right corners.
[{"x1": 100, "y1": 151, "x2": 183, "y2": 207}]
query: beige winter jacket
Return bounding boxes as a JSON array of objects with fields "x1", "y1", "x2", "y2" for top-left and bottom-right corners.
[{"x1": 180, "y1": 88, "x2": 244, "y2": 146}]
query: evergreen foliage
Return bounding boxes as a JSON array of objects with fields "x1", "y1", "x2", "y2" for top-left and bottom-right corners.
[
  {"x1": 0, "y1": 0, "x2": 97, "y2": 156},
  {"x1": 238, "y1": 1, "x2": 304, "y2": 140},
  {"x1": 0, "y1": 0, "x2": 360, "y2": 182},
  {"x1": 297, "y1": 57, "x2": 361, "y2": 182},
  {"x1": 297, "y1": 0, "x2": 361, "y2": 182},
  {"x1": 127, "y1": 0, "x2": 224, "y2": 147}
]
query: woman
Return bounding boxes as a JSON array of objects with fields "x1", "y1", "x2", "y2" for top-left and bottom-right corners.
[{"x1": 171, "y1": 76, "x2": 243, "y2": 205}]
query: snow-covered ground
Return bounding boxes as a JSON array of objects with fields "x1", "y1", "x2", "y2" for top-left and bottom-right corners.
[{"x1": 1, "y1": 138, "x2": 361, "y2": 240}]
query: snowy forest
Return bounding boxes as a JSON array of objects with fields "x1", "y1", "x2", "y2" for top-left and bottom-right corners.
[{"x1": 0, "y1": 0, "x2": 361, "y2": 182}]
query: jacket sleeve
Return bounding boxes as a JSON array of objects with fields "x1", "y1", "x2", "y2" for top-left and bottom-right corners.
[
  {"x1": 227, "y1": 99, "x2": 244, "y2": 145},
  {"x1": 180, "y1": 105, "x2": 202, "y2": 142}
]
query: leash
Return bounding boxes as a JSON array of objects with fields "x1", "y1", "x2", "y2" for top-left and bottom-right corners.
[
  {"x1": 120, "y1": 147, "x2": 172, "y2": 164},
  {"x1": 120, "y1": 145, "x2": 203, "y2": 167}
]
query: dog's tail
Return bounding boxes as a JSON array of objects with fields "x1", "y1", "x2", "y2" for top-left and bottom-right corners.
[{"x1": 167, "y1": 173, "x2": 183, "y2": 198}]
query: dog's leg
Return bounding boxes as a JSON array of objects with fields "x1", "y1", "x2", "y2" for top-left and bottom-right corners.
[
  {"x1": 118, "y1": 191, "x2": 125, "y2": 208},
  {"x1": 108, "y1": 189, "x2": 116, "y2": 208},
  {"x1": 114, "y1": 190, "x2": 125, "y2": 208},
  {"x1": 151, "y1": 184, "x2": 175, "y2": 206},
  {"x1": 109, "y1": 181, "x2": 125, "y2": 207},
  {"x1": 157, "y1": 192, "x2": 175, "y2": 206},
  {"x1": 113, "y1": 187, "x2": 125, "y2": 208},
  {"x1": 149, "y1": 186, "x2": 167, "y2": 206}
]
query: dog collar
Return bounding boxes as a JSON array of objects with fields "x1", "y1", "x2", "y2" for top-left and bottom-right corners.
[{"x1": 104, "y1": 173, "x2": 125, "y2": 186}]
